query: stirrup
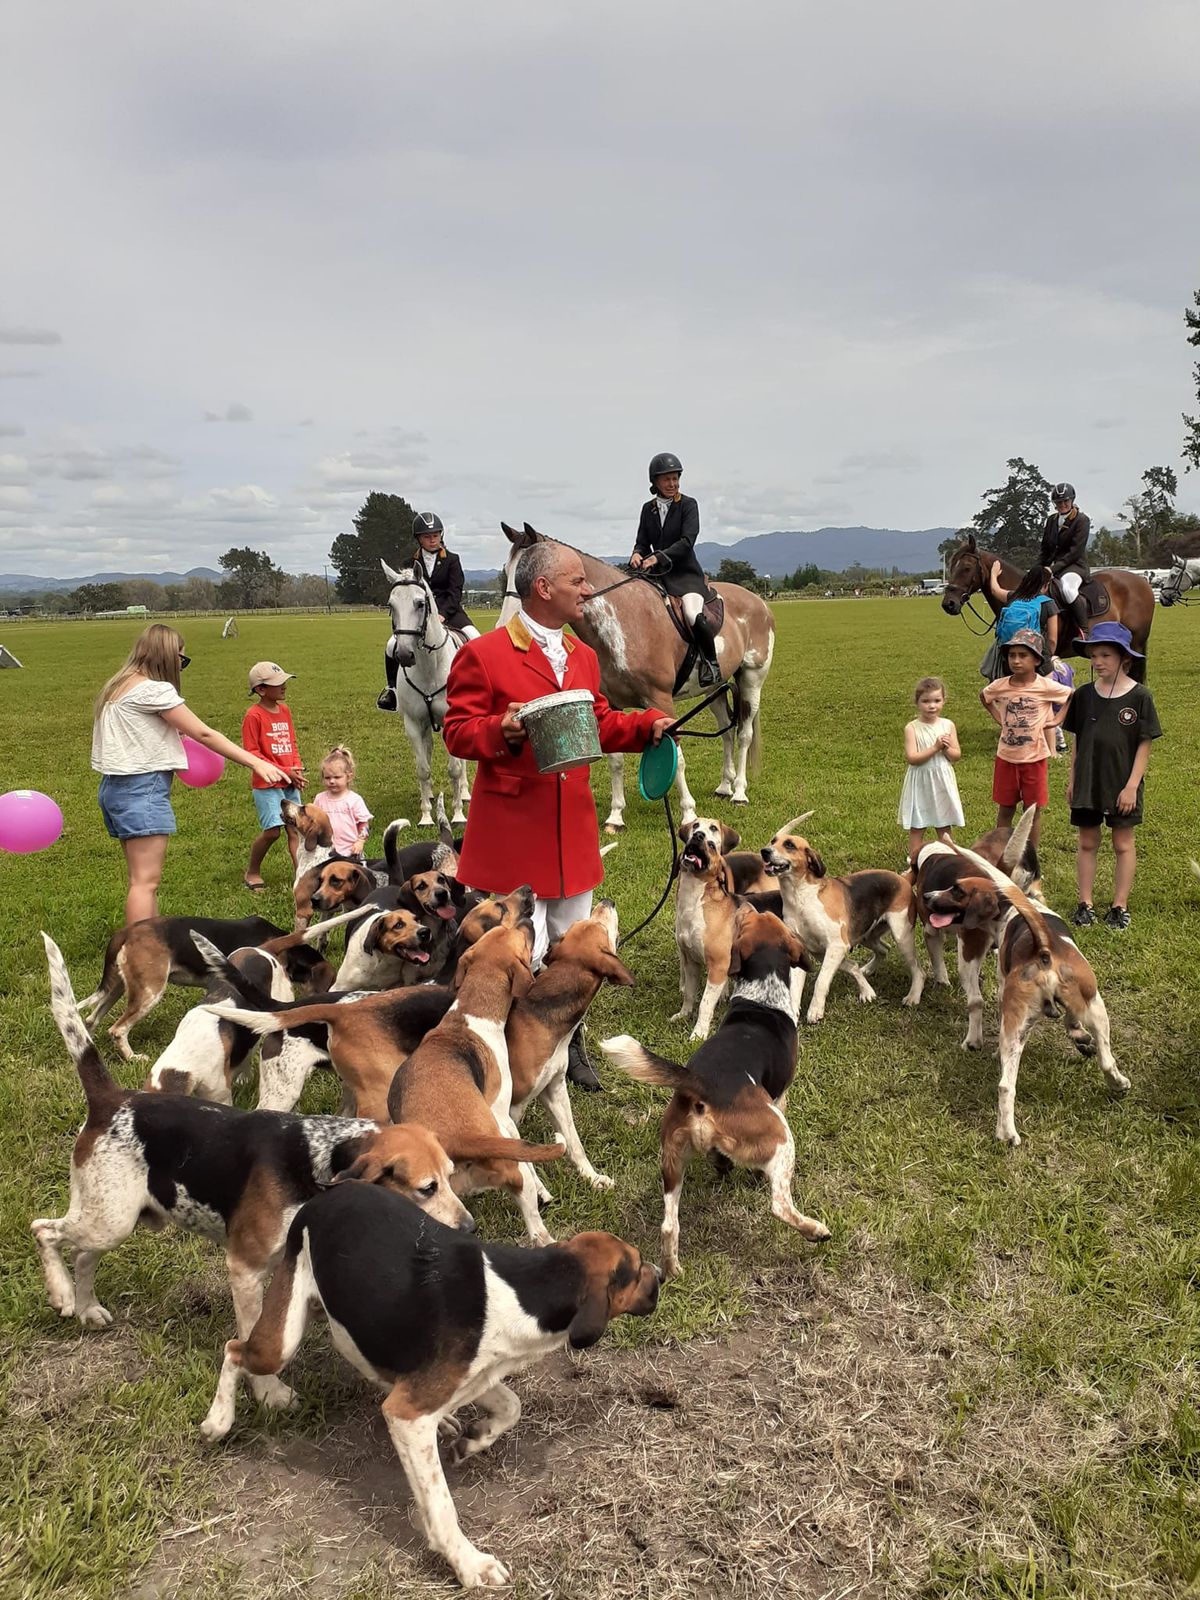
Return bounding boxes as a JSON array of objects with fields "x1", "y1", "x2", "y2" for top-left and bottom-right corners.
[{"x1": 696, "y1": 657, "x2": 720, "y2": 688}]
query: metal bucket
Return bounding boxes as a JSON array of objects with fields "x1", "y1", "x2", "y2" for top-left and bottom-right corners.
[{"x1": 517, "y1": 689, "x2": 601, "y2": 774}]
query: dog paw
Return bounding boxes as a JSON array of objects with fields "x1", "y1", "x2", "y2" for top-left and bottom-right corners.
[
  {"x1": 996, "y1": 1128, "x2": 1022, "y2": 1148},
  {"x1": 453, "y1": 1548, "x2": 511, "y2": 1589},
  {"x1": 587, "y1": 1172, "x2": 615, "y2": 1191},
  {"x1": 256, "y1": 1378, "x2": 295, "y2": 1411},
  {"x1": 688, "y1": 1026, "x2": 710, "y2": 1042},
  {"x1": 667, "y1": 1010, "x2": 689, "y2": 1025},
  {"x1": 805, "y1": 1008, "x2": 825, "y2": 1025},
  {"x1": 961, "y1": 1036, "x2": 982, "y2": 1053},
  {"x1": 438, "y1": 1415, "x2": 464, "y2": 1443},
  {"x1": 80, "y1": 1303, "x2": 113, "y2": 1329},
  {"x1": 199, "y1": 1405, "x2": 234, "y2": 1442},
  {"x1": 901, "y1": 991, "x2": 922, "y2": 1008},
  {"x1": 1111, "y1": 1073, "x2": 1132, "y2": 1093}
]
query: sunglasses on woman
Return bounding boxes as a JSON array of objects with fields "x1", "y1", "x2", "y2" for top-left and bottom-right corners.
[{"x1": 179, "y1": 653, "x2": 191, "y2": 670}]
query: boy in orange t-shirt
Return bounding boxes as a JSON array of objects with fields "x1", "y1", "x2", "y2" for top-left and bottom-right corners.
[
  {"x1": 979, "y1": 629, "x2": 1072, "y2": 847},
  {"x1": 241, "y1": 660, "x2": 305, "y2": 890}
]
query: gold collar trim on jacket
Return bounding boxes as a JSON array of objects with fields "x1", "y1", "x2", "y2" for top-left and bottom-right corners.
[{"x1": 505, "y1": 615, "x2": 578, "y2": 654}]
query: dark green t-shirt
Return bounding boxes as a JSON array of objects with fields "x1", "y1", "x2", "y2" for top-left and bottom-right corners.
[{"x1": 1063, "y1": 682, "x2": 1162, "y2": 813}]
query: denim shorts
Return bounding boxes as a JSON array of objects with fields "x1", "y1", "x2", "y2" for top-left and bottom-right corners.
[
  {"x1": 98, "y1": 771, "x2": 177, "y2": 840},
  {"x1": 253, "y1": 785, "x2": 302, "y2": 829}
]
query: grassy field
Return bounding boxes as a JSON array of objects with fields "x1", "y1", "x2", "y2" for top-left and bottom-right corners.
[{"x1": 1, "y1": 600, "x2": 1197, "y2": 1600}]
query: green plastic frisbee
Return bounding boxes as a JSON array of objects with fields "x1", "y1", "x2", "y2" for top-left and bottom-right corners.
[{"x1": 638, "y1": 734, "x2": 679, "y2": 801}]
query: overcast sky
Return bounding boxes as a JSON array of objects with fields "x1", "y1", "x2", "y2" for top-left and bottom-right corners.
[{"x1": 2, "y1": 0, "x2": 1197, "y2": 577}]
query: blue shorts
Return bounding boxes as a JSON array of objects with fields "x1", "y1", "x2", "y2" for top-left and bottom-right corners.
[
  {"x1": 253, "y1": 786, "x2": 302, "y2": 829},
  {"x1": 98, "y1": 771, "x2": 177, "y2": 840}
]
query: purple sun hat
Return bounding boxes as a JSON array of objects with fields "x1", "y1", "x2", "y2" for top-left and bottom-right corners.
[{"x1": 1081, "y1": 621, "x2": 1143, "y2": 659}]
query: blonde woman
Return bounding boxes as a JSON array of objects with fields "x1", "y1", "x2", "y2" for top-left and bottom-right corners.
[{"x1": 92, "y1": 625, "x2": 291, "y2": 924}]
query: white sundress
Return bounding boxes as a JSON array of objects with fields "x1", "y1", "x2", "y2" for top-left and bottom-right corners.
[{"x1": 898, "y1": 717, "x2": 964, "y2": 830}]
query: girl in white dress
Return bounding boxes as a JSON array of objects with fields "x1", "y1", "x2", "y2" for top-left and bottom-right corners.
[{"x1": 899, "y1": 676, "x2": 964, "y2": 865}]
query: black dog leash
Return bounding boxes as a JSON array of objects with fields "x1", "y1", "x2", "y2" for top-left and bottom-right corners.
[{"x1": 618, "y1": 680, "x2": 741, "y2": 949}]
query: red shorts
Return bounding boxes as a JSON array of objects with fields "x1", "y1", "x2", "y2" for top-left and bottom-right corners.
[{"x1": 993, "y1": 756, "x2": 1048, "y2": 809}]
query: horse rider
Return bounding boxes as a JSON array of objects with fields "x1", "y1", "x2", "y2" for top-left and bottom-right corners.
[
  {"x1": 629, "y1": 452, "x2": 721, "y2": 688},
  {"x1": 378, "y1": 512, "x2": 479, "y2": 712},
  {"x1": 1038, "y1": 482, "x2": 1091, "y2": 646}
]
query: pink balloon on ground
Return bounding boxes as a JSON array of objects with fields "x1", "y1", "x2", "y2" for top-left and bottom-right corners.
[
  {"x1": 0, "y1": 789, "x2": 65, "y2": 853},
  {"x1": 177, "y1": 737, "x2": 226, "y2": 789}
]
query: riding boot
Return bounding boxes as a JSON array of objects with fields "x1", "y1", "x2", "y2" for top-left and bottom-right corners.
[
  {"x1": 376, "y1": 650, "x2": 399, "y2": 712},
  {"x1": 1065, "y1": 593, "x2": 1089, "y2": 646},
  {"x1": 690, "y1": 617, "x2": 721, "y2": 688},
  {"x1": 566, "y1": 1025, "x2": 603, "y2": 1092}
]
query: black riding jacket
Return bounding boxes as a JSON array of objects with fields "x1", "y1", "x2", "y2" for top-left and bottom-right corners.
[
  {"x1": 418, "y1": 546, "x2": 474, "y2": 632},
  {"x1": 1038, "y1": 509, "x2": 1091, "y2": 584},
  {"x1": 632, "y1": 494, "x2": 707, "y2": 598}
]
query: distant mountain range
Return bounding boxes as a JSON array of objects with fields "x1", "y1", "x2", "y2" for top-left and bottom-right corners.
[
  {"x1": 464, "y1": 525, "x2": 955, "y2": 583},
  {"x1": 0, "y1": 567, "x2": 225, "y2": 593},
  {"x1": 2, "y1": 527, "x2": 955, "y2": 595}
]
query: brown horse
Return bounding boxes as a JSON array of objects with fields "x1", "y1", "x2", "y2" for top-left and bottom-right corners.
[
  {"x1": 941, "y1": 535, "x2": 1155, "y2": 680},
  {"x1": 498, "y1": 524, "x2": 775, "y2": 829}
]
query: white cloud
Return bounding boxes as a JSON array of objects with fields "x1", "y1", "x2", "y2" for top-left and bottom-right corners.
[
  {"x1": 0, "y1": 327, "x2": 61, "y2": 345},
  {"x1": 0, "y1": 423, "x2": 25, "y2": 437},
  {"x1": 204, "y1": 402, "x2": 254, "y2": 422}
]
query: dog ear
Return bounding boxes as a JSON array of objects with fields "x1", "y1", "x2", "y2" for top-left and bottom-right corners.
[
  {"x1": 963, "y1": 889, "x2": 1005, "y2": 929},
  {"x1": 509, "y1": 955, "x2": 535, "y2": 999},
  {"x1": 677, "y1": 821, "x2": 694, "y2": 843},
  {"x1": 805, "y1": 848, "x2": 826, "y2": 879},
  {"x1": 787, "y1": 930, "x2": 812, "y2": 971},
  {"x1": 567, "y1": 1280, "x2": 611, "y2": 1350},
  {"x1": 720, "y1": 824, "x2": 740, "y2": 852},
  {"x1": 362, "y1": 916, "x2": 383, "y2": 955},
  {"x1": 717, "y1": 859, "x2": 735, "y2": 896},
  {"x1": 542, "y1": 936, "x2": 564, "y2": 965},
  {"x1": 728, "y1": 940, "x2": 743, "y2": 976},
  {"x1": 597, "y1": 952, "x2": 637, "y2": 988},
  {"x1": 332, "y1": 1152, "x2": 384, "y2": 1185},
  {"x1": 453, "y1": 944, "x2": 478, "y2": 990}
]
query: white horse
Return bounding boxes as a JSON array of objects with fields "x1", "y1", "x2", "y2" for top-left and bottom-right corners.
[
  {"x1": 1158, "y1": 554, "x2": 1200, "y2": 607},
  {"x1": 380, "y1": 560, "x2": 471, "y2": 827}
]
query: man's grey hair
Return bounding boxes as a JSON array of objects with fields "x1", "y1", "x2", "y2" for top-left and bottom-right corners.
[{"x1": 513, "y1": 541, "x2": 571, "y2": 600}]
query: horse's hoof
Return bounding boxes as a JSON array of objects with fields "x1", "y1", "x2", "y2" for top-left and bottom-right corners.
[
  {"x1": 730, "y1": 793, "x2": 750, "y2": 806},
  {"x1": 713, "y1": 783, "x2": 732, "y2": 798}
]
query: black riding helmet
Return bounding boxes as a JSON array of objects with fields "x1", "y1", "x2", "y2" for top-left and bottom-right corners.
[
  {"x1": 1051, "y1": 482, "x2": 1076, "y2": 504},
  {"x1": 413, "y1": 512, "x2": 444, "y2": 537},
  {"x1": 648, "y1": 452, "x2": 683, "y2": 484}
]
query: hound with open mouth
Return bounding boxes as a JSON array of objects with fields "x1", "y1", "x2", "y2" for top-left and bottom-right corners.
[{"x1": 761, "y1": 815, "x2": 924, "y2": 1023}]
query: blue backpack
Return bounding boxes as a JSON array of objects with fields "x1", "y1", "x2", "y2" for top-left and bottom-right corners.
[{"x1": 997, "y1": 597, "x2": 1045, "y2": 643}]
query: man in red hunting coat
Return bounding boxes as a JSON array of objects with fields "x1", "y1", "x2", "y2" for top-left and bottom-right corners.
[{"x1": 444, "y1": 541, "x2": 670, "y2": 1088}]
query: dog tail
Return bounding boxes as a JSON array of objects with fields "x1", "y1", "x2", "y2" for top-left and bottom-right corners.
[
  {"x1": 383, "y1": 817, "x2": 411, "y2": 880},
  {"x1": 435, "y1": 792, "x2": 455, "y2": 848},
  {"x1": 298, "y1": 905, "x2": 371, "y2": 944},
  {"x1": 43, "y1": 934, "x2": 123, "y2": 1118},
  {"x1": 201, "y1": 1001, "x2": 296, "y2": 1037},
  {"x1": 77, "y1": 926, "x2": 129, "y2": 1023},
  {"x1": 190, "y1": 933, "x2": 278, "y2": 1009},
  {"x1": 446, "y1": 1133, "x2": 566, "y2": 1165},
  {"x1": 1004, "y1": 882, "x2": 1055, "y2": 971},
  {"x1": 999, "y1": 803, "x2": 1041, "y2": 890},
  {"x1": 600, "y1": 1034, "x2": 703, "y2": 1096}
]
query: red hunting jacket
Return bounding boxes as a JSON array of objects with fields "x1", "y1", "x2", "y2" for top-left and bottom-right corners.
[{"x1": 444, "y1": 617, "x2": 662, "y2": 899}]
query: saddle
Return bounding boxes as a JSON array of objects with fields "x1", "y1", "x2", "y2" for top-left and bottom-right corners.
[
  {"x1": 1052, "y1": 576, "x2": 1110, "y2": 620},
  {"x1": 667, "y1": 591, "x2": 723, "y2": 696}
]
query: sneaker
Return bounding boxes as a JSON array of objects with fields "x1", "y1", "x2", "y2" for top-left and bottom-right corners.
[
  {"x1": 1103, "y1": 906, "x2": 1131, "y2": 932},
  {"x1": 1055, "y1": 732, "x2": 1068, "y2": 754},
  {"x1": 1071, "y1": 902, "x2": 1096, "y2": 927}
]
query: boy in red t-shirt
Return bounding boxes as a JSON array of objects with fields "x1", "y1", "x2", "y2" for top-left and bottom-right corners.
[
  {"x1": 242, "y1": 660, "x2": 305, "y2": 890},
  {"x1": 979, "y1": 629, "x2": 1072, "y2": 847}
]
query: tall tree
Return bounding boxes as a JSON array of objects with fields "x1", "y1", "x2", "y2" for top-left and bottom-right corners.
[
  {"x1": 329, "y1": 492, "x2": 416, "y2": 604},
  {"x1": 218, "y1": 547, "x2": 285, "y2": 608},
  {"x1": 70, "y1": 582, "x2": 126, "y2": 612},
  {"x1": 1183, "y1": 287, "x2": 1200, "y2": 472},
  {"x1": 966, "y1": 457, "x2": 1051, "y2": 566},
  {"x1": 715, "y1": 557, "x2": 768, "y2": 595},
  {"x1": 1119, "y1": 466, "x2": 1178, "y2": 562}
]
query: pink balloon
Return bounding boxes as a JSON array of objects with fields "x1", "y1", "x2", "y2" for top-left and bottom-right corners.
[
  {"x1": 177, "y1": 736, "x2": 226, "y2": 789},
  {"x1": 0, "y1": 789, "x2": 65, "y2": 853}
]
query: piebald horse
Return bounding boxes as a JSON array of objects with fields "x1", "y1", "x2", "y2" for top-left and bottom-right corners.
[
  {"x1": 380, "y1": 560, "x2": 471, "y2": 826},
  {"x1": 941, "y1": 535, "x2": 1155, "y2": 680},
  {"x1": 498, "y1": 523, "x2": 775, "y2": 829}
]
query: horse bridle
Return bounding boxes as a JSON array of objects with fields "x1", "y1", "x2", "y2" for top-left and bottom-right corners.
[
  {"x1": 1158, "y1": 560, "x2": 1192, "y2": 607},
  {"x1": 388, "y1": 576, "x2": 452, "y2": 727},
  {"x1": 946, "y1": 555, "x2": 998, "y2": 637},
  {"x1": 501, "y1": 565, "x2": 647, "y2": 606}
]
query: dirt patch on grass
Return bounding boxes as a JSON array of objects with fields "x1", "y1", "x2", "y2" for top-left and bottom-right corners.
[{"x1": 127, "y1": 1256, "x2": 981, "y2": 1600}]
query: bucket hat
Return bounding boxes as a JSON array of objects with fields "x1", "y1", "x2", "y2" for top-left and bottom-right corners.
[
  {"x1": 1080, "y1": 621, "x2": 1143, "y2": 658},
  {"x1": 1003, "y1": 628, "x2": 1044, "y2": 660}
]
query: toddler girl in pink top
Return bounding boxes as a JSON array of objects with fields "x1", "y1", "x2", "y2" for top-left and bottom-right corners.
[{"x1": 317, "y1": 745, "x2": 373, "y2": 858}]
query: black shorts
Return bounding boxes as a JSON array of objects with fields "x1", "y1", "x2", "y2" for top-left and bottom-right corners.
[{"x1": 1070, "y1": 807, "x2": 1141, "y2": 830}]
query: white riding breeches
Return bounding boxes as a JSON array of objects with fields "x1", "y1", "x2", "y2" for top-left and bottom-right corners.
[
  {"x1": 1058, "y1": 572, "x2": 1082, "y2": 604},
  {"x1": 460, "y1": 624, "x2": 481, "y2": 640},
  {"x1": 681, "y1": 592, "x2": 704, "y2": 625},
  {"x1": 532, "y1": 890, "x2": 593, "y2": 967}
]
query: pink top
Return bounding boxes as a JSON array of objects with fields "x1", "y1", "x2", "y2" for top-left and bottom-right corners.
[
  {"x1": 982, "y1": 676, "x2": 1072, "y2": 764},
  {"x1": 317, "y1": 788, "x2": 373, "y2": 854}
]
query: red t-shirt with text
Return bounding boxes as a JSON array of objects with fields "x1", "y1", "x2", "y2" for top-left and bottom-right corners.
[{"x1": 242, "y1": 702, "x2": 302, "y2": 789}]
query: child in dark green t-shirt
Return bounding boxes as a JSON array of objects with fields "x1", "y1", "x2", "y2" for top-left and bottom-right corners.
[{"x1": 1063, "y1": 624, "x2": 1161, "y2": 932}]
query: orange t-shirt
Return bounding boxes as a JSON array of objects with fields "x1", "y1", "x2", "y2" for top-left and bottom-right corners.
[
  {"x1": 242, "y1": 701, "x2": 301, "y2": 789},
  {"x1": 981, "y1": 675, "x2": 1070, "y2": 764}
]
